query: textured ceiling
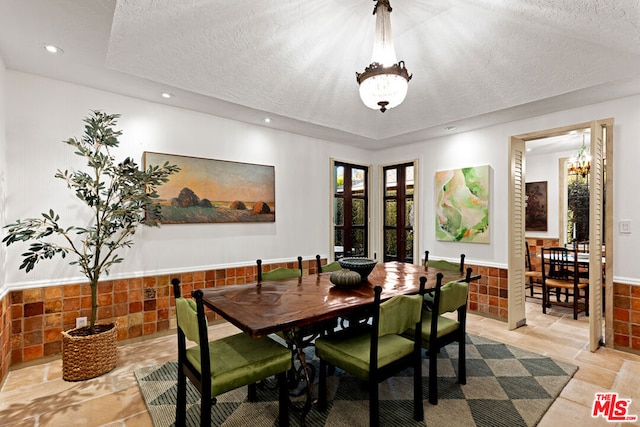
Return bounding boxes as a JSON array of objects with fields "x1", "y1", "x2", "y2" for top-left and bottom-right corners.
[{"x1": 1, "y1": 0, "x2": 639, "y2": 149}]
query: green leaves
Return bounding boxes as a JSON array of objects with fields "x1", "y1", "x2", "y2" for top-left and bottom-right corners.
[{"x1": 3, "y1": 110, "x2": 179, "y2": 331}]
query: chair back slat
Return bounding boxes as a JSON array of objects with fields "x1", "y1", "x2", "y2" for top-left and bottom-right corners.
[
  {"x1": 175, "y1": 297, "x2": 201, "y2": 344},
  {"x1": 378, "y1": 293, "x2": 423, "y2": 337},
  {"x1": 316, "y1": 255, "x2": 342, "y2": 273},
  {"x1": 257, "y1": 256, "x2": 303, "y2": 281},
  {"x1": 437, "y1": 280, "x2": 469, "y2": 314},
  {"x1": 424, "y1": 250, "x2": 466, "y2": 273},
  {"x1": 541, "y1": 246, "x2": 578, "y2": 283}
]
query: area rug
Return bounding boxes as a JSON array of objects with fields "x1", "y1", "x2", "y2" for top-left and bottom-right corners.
[{"x1": 135, "y1": 334, "x2": 577, "y2": 427}]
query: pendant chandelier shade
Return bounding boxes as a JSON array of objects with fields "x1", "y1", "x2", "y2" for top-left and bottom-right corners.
[
  {"x1": 568, "y1": 134, "x2": 591, "y2": 177},
  {"x1": 356, "y1": 0, "x2": 412, "y2": 113}
]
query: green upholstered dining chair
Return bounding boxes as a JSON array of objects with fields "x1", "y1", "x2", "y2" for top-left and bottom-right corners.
[
  {"x1": 315, "y1": 280, "x2": 426, "y2": 427},
  {"x1": 171, "y1": 279, "x2": 291, "y2": 427},
  {"x1": 257, "y1": 256, "x2": 303, "y2": 282},
  {"x1": 424, "y1": 250, "x2": 466, "y2": 273},
  {"x1": 315, "y1": 254, "x2": 342, "y2": 273},
  {"x1": 406, "y1": 272, "x2": 469, "y2": 405}
]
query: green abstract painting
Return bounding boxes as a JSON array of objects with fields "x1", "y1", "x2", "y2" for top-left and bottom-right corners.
[{"x1": 435, "y1": 165, "x2": 490, "y2": 243}]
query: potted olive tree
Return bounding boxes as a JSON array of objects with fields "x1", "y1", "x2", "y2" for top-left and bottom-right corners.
[{"x1": 3, "y1": 111, "x2": 179, "y2": 380}]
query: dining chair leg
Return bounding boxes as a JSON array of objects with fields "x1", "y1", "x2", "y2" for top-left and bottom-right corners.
[
  {"x1": 318, "y1": 359, "x2": 327, "y2": 412},
  {"x1": 247, "y1": 382, "x2": 257, "y2": 401},
  {"x1": 458, "y1": 335, "x2": 466, "y2": 385},
  {"x1": 585, "y1": 287, "x2": 589, "y2": 317},
  {"x1": 200, "y1": 396, "x2": 210, "y2": 427},
  {"x1": 369, "y1": 380, "x2": 380, "y2": 427},
  {"x1": 175, "y1": 367, "x2": 187, "y2": 427},
  {"x1": 277, "y1": 371, "x2": 290, "y2": 427},
  {"x1": 428, "y1": 347, "x2": 438, "y2": 405},
  {"x1": 413, "y1": 353, "x2": 424, "y2": 421}
]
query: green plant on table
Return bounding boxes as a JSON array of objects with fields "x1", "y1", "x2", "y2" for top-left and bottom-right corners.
[{"x1": 3, "y1": 111, "x2": 179, "y2": 334}]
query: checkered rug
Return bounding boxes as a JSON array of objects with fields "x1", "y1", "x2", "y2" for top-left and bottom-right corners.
[{"x1": 134, "y1": 334, "x2": 577, "y2": 426}]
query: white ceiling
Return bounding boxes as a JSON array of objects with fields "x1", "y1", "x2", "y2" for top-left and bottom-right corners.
[{"x1": 1, "y1": 0, "x2": 639, "y2": 150}]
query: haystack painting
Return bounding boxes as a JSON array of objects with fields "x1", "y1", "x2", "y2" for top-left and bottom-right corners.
[
  {"x1": 435, "y1": 165, "x2": 490, "y2": 243},
  {"x1": 143, "y1": 152, "x2": 275, "y2": 224}
]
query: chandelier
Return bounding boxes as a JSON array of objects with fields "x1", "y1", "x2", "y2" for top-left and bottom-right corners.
[
  {"x1": 356, "y1": 0, "x2": 412, "y2": 113},
  {"x1": 568, "y1": 134, "x2": 591, "y2": 177}
]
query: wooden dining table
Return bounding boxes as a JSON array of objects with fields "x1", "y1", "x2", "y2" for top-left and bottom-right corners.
[
  {"x1": 199, "y1": 261, "x2": 471, "y2": 338},
  {"x1": 199, "y1": 260, "x2": 476, "y2": 425}
]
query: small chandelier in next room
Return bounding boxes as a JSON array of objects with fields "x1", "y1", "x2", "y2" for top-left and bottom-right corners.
[
  {"x1": 356, "y1": 0, "x2": 412, "y2": 113},
  {"x1": 568, "y1": 134, "x2": 591, "y2": 178}
]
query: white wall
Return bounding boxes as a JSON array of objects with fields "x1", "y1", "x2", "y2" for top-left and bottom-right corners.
[
  {"x1": 374, "y1": 95, "x2": 640, "y2": 284},
  {"x1": 2, "y1": 72, "x2": 372, "y2": 288},
  {"x1": 525, "y1": 149, "x2": 575, "y2": 239},
  {"x1": 0, "y1": 55, "x2": 7, "y2": 297},
  {"x1": 3, "y1": 71, "x2": 640, "y2": 290}
]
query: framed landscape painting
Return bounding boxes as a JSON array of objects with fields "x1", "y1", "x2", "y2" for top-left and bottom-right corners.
[
  {"x1": 143, "y1": 152, "x2": 275, "y2": 224},
  {"x1": 525, "y1": 181, "x2": 548, "y2": 231},
  {"x1": 435, "y1": 165, "x2": 490, "y2": 243}
]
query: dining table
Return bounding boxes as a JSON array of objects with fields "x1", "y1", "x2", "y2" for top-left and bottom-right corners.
[
  {"x1": 200, "y1": 261, "x2": 472, "y2": 339},
  {"x1": 199, "y1": 260, "x2": 477, "y2": 425}
]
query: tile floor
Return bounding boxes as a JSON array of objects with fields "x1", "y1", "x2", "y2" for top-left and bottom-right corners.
[{"x1": 1, "y1": 301, "x2": 639, "y2": 426}]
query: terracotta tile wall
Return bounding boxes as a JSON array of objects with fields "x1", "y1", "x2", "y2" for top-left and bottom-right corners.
[
  {"x1": 1, "y1": 257, "x2": 320, "y2": 380},
  {"x1": 466, "y1": 265, "x2": 509, "y2": 319},
  {"x1": 2, "y1": 255, "x2": 638, "y2": 386},
  {"x1": 612, "y1": 283, "x2": 640, "y2": 352}
]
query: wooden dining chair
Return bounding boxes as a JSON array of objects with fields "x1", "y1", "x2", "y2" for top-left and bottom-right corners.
[
  {"x1": 574, "y1": 240, "x2": 589, "y2": 253},
  {"x1": 424, "y1": 250, "x2": 465, "y2": 273},
  {"x1": 257, "y1": 256, "x2": 303, "y2": 281},
  {"x1": 315, "y1": 281, "x2": 426, "y2": 427},
  {"x1": 315, "y1": 254, "x2": 342, "y2": 273},
  {"x1": 525, "y1": 242, "x2": 543, "y2": 297},
  {"x1": 171, "y1": 279, "x2": 291, "y2": 427},
  {"x1": 405, "y1": 273, "x2": 469, "y2": 405},
  {"x1": 540, "y1": 247, "x2": 589, "y2": 320}
]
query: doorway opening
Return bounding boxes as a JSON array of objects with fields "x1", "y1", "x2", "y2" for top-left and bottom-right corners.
[{"x1": 508, "y1": 119, "x2": 613, "y2": 352}]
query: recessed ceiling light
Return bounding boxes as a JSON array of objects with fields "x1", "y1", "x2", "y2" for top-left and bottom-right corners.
[
  {"x1": 160, "y1": 92, "x2": 173, "y2": 99},
  {"x1": 445, "y1": 126, "x2": 457, "y2": 131},
  {"x1": 44, "y1": 44, "x2": 63, "y2": 54},
  {"x1": 263, "y1": 118, "x2": 272, "y2": 124}
]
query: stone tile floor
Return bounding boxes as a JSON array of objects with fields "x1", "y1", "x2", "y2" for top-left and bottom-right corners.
[{"x1": 1, "y1": 301, "x2": 639, "y2": 426}]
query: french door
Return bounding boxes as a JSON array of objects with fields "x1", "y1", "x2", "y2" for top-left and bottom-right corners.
[
  {"x1": 333, "y1": 161, "x2": 369, "y2": 259},
  {"x1": 383, "y1": 162, "x2": 414, "y2": 263}
]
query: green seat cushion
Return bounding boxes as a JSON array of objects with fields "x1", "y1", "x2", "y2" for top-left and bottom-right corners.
[
  {"x1": 315, "y1": 329, "x2": 415, "y2": 380},
  {"x1": 405, "y1": 311, "x2": 460, "y2": 347},
  {"x1": 262, "y1": 267, "x2": 301, "y2": 280},
  {"x1": 186, "y1": 333, "x2": 292, "y2": 397},
  {"x1": 425, "y1": 259, "x2": 460, "y2": 271}
]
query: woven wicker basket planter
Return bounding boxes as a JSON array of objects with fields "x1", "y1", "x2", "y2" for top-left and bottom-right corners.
[{"x1": 62, "y1": 322, "x2": 118, "y2": 381}]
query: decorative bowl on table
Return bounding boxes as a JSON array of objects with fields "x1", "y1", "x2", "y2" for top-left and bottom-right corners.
[{"x1": 338, "y1": 257, "x2": 377, "y2": 281}]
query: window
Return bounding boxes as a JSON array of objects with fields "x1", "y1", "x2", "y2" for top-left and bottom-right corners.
[
  {"x1": 333, "y1": 162, "x2": 369, "y2": 259},
  {"x1": 383, "y1": 163, "x2": 414, "y2": 263}
]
